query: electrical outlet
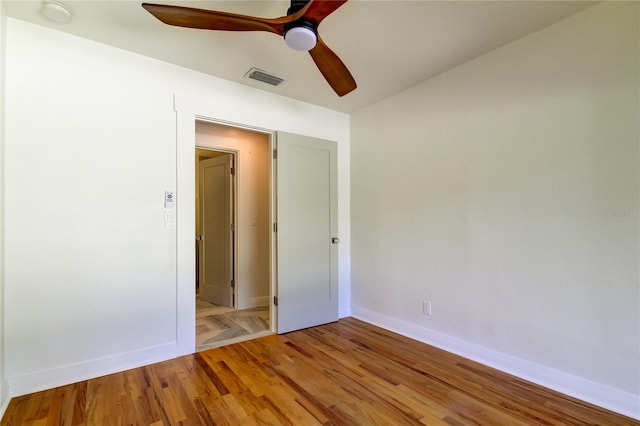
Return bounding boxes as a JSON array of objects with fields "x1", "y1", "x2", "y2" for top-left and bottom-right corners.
[{"x1": 423, "y1": 301, "x2": 432, "y2": 316}]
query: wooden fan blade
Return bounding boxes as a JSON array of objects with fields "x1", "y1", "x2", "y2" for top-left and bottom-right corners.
[
  {"x1": 309, "y1": 36, "x2": 356, "y2": 97},
  {"x1": 302, "y1": 0, "x2": 349, "y2": 25},
  {"x1": 142, "y1": 3, "x2": 300, "y2": 35}
]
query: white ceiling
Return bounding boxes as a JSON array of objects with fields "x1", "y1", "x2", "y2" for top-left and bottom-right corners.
[{"x1": 4, "y1": 0, "x2": 597, "y2": 113}]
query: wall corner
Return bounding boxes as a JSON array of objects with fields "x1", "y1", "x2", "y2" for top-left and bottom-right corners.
[{"x1": 0, "y1": 0, "x2": 10, "y2": 418}]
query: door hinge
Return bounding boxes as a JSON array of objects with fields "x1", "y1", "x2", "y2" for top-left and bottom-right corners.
[
  {"x1": 273, "y1": 149, "x2": 277, "y2": 159},
  {"x1": 231, "y1": 223, "x2": 236, "y2": 232},
  {"x1": 230, "y1": 167, "x2": 235, "y2": 175},
  {"x1": 273, "y1": 223, "x2": 277, "y2": 232},
  {"x1": 273, "y1": 296, "x2": 278, "y2": 306},
  {"x1": 231, "y1": 279, "x2": 235, "y2": 288}
]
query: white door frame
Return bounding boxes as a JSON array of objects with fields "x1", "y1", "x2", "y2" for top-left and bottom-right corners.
[{"x1": 175, "y1": 97, "x2": 276, "y2": 356}]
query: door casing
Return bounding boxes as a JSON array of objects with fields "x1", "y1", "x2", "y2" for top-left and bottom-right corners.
[{"x1": 176, "y1": 109, "x2": 277, "y2": 355}]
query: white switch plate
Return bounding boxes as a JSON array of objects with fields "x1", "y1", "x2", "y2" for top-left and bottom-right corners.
[
  {"x1": 164, "y1": 211, "x2": 175, "y2": 226},
  {"x1": 423, "y1": 301, "x2": 432, "y2": 316}
]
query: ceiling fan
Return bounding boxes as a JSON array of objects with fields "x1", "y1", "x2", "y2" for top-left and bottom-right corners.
[{"x1": 141, "y1": 0, "x2": 357, "y2": 96}]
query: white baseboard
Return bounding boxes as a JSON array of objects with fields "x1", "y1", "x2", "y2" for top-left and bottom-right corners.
[
  {"x1": 243, "y1": 296, "x2": 269, "y2": 309},
  {"x1": 0, "y1": 385, "x2": 10, "y2": 421},
  {"x1": 8, "y1": 343, "x2": 177, "y2": 397},
  {"x1": 351, "y1": 306, "x2": 640, "y2": 420}
]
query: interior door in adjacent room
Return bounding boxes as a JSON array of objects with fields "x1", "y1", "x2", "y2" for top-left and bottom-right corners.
[
  {"x1": 276, "y1": 132, "x2": 338, "y2": 333},
  {"x1": 199, "y1": 154, "x2": 234, "y2": 307}
]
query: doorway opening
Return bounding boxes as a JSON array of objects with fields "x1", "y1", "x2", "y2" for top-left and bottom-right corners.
[{"x1": 195, "y1": 121, "x2": 273, "y2": 351}]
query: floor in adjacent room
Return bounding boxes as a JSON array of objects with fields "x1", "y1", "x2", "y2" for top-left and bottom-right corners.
[{"x1": 196, "y1": 295, "x2": 271, "y2": 352}]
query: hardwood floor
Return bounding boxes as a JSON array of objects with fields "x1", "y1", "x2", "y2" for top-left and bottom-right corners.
[{"x1": 2, "y1": 317, "x2": 638, "y2": 425}]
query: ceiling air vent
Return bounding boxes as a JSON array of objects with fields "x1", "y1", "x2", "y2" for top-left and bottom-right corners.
[{"x1": 245, "y1": 68, "x2": 284, "y2": 86}]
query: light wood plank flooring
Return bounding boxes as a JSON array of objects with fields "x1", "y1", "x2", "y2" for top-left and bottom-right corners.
[
  {"x1": 2, "y1": 318, "x2": 638, "y2": 425},
  {"x1": 196, "y1": 297, "x2": 270, "y2": 352}
]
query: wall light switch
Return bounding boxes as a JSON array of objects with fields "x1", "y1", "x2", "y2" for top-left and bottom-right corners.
[{"x1": 164, "y1": 211, "x2": 175, "y2": 226}]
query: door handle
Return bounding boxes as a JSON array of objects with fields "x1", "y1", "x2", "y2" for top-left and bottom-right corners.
[{"x1": 331, "y1": 237, "x2": 340, "y2": 244}]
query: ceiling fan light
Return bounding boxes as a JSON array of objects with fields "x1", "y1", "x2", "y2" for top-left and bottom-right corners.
[{"x1": 284, "y1": 27, "x2": 317, "y2": 51}]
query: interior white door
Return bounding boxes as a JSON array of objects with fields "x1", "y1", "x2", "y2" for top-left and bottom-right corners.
[
  {"x1": 199, "y1": 154, "x2": 234, "y2": 307},
  {"x1": 277, "y1": 132, "x2": 338, "y2": 333}
]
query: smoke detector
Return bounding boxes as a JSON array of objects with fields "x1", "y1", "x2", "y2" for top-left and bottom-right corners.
[{"x1": 41, "y1": 1, "x2": 73, "y2": 24}]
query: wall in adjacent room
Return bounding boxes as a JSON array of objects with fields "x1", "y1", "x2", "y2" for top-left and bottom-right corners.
[
  {"x1": 3, "y1": 17, "x2": 349, "y2": 396},
  {"x1": 196, "y1": 123, "x2": 271, "y2": 309},
  {"x1": 350, "y1": 2, "x2": 639, "y2": 418}
]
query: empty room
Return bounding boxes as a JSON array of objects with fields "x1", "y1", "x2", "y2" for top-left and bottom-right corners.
[{"x1": 0, "y1": 0, "x2": 638, "y2": 424}]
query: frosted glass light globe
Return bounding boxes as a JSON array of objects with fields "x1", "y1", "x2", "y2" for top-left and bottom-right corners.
[{"x1": 284, "y1": 27, "x2": 317, "y2": 51}]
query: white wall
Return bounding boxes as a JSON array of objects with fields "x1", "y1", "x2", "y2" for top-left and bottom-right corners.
[
  {"x1": 351, "y1": 2, "x2": 639, "y2": 419},
  {"x1": 196, "y1": 122, "x2": 271, "y2": 309},
  {"x1": 4, "y1": 17, "x2": 349, "y2": 396},
  {"x1": 0, "y1": 0, "x2": 8, "y2": 418}
]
